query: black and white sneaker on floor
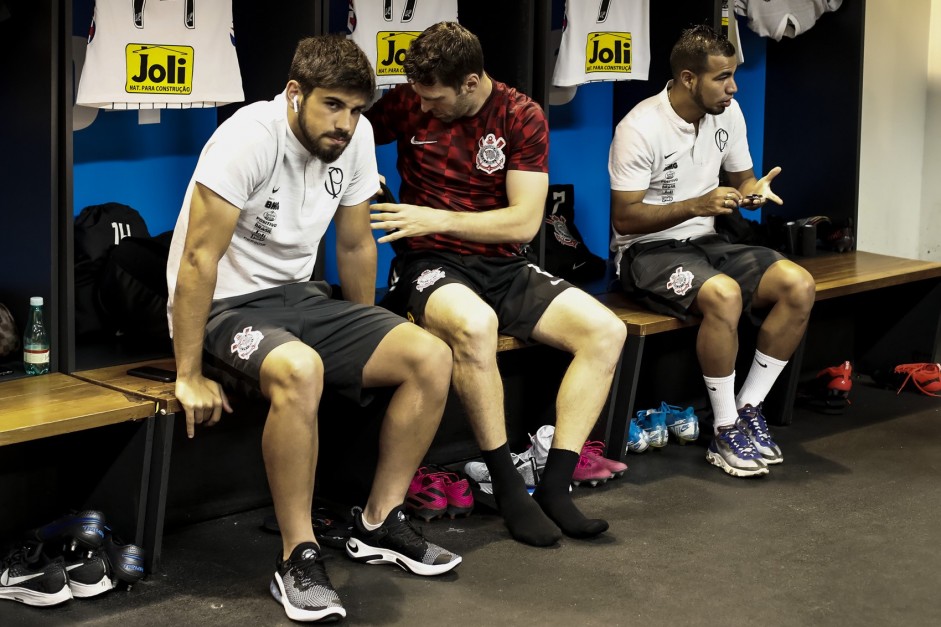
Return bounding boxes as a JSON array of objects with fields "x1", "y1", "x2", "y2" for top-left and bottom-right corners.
[
  {"x1": 64, "y1": 550, "x2": 113, "y2": 598},
  {"x1": 345, "y1": 505, "x2": 461, "y2": 576},
  {"x1": 270, "y1": 542, "x2": 346, "y2": 623},
  {"x1": 0, "y1": 542, "x2": 72, "y2": 607}
]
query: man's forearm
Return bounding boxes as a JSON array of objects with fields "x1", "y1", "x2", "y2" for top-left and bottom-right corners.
[
  {"x1": 172, "y1": 261, "x2": 217, "y2": 379},
  {"x1": 433, "y1": 204, "x2": 542, "y2": 244},
  {"x1": 613, "y1": 197, "x2": 699, "y2": 235},
  {"x1": 336, "y1": 243, "x2": 377, "y2": 306}
]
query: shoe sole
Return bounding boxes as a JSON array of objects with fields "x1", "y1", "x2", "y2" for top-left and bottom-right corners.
[
  {"x1": 270, "y1": 574, "x2": 346, "y2": 622},
  {"x1": 69, "y1": 575, "x2": 114, "y2": 598},
  {"x1": 405, "y1": 506, "x2": 447, "y2": 522},
  {"x1": 705, "y1": 451, "x2": 769, "y2": 477},
  {"x1": 0, "y1": 584, "x2": 72, "y2": 607},
  {"x1": 345, "y1": 538, "x2": 461, "y2": 576}
]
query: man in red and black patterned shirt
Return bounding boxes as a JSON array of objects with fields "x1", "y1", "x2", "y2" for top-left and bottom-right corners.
[{"x1": 366, "y1": 22, "x2": 626, "y2": 547}]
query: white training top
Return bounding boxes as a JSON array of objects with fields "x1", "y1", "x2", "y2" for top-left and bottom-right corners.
[
  {"x1": 608, "y1": 82, "x2": 752, "y2": 263},
  {"x1": 734, "y1": 0, "x2": 843, "y2": 41},
  {"x1": 347, "y1": 0, "x2": 459, "y2": 87},
  {"x1": 76, "y1": 0, "x2": 244, "y2": 109},
  {"x1": 166, "y1": 92, "x2": 381, "y2": 333},
  {"x1": 552, "y1": 0, "x2": 651, "y2": 87}
]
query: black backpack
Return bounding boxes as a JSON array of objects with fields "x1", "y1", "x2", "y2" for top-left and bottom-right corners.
[
  {"x1": 74, "y1": 203, "x2": 150, "y2": 337},
  {"x1": 97, "y1": 231, "x2": 173, "y2": 340}
]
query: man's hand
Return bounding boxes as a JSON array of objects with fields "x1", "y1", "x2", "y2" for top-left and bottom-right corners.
[
  {"x1": 370, "y1": 202, "x2": 445, "y2": 243},
  {"x1": 696, "y1": 186, "x2": 744, "y2": 216},
  {"x1": 740, "y1": 166, "x2": 783, "y2": 210},
  {"x1": 174, "y1": 374, "x2": 233, "y2": 438}
]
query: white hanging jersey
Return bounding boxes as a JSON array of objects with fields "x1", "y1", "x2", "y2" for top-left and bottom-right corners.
[
  {"x1": 76, "y1": 0, "x2": 244, "y2": 109},
  {"x1": 734, "y1": 0, "x2": 843, "y2": 41},
  {"x1": 552, "y1": 0, "x2": 651, "y2": 88},
  {"x1": 347, "y1": 0, "x2": 459, "y2": 88}
]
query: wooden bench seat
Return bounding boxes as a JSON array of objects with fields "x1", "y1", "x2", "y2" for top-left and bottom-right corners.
[{"x1": 0, "y1": 373, "x2": 155, "y2": 447}]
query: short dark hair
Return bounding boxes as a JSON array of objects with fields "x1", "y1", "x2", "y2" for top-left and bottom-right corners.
[
  {"x1": 288, "y1": 35, "x2": 375, "y2": 100},
  {"x1": 403, "y1": 22, "x2": 485, "y2": 91},
  {"x1": 669, "y1": 25, "x2": 736, "y2": 78}
]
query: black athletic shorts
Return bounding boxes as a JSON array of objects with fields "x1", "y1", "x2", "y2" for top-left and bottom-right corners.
[
  {"x1": 202, "y1": 281, "x2": 406, "y2": 404},
  {"x1": 618, "y1": 234, "x2": 785, "y2": 324},
  {"x1": 380, "y1": 250, "x2": 572, "y2": 342}
]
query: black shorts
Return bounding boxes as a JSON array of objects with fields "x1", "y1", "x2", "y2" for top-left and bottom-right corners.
[
  {"x1": 202, "y1": 282, "x2": 406, "y2": 404},
  {"x1": 380, "y1": 251, "x2": 572, "y2": 342},
  {"x1": 618, "y1": 234, "x2": 785, "y2": 324}
]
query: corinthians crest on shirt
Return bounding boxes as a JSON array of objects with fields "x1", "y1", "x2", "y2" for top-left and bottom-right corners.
[{"x1": 476, "y1": 133, "x2": 506, "y2": 174}]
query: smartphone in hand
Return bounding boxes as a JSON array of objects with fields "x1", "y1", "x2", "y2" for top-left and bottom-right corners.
[{"x1": 127, "y1": 366, "x2": 177, "y2": 383}]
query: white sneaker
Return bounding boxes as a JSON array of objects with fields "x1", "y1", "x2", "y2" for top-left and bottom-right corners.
[{"x1": 464, "y1": 453, "x2": 539, "y2": 495}]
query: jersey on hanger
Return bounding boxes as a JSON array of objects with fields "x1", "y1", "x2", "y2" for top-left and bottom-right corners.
[
  {"x1": 734, "y1": 0, "x2": 843, "y2": 41},
  {"x1": 552, "y1": 0, "x2": 651, "y2": 88},
  {"x1": 76, "y1": 0, "x2": 244, "y2": 109},
  {"x1": 347, "y1": 0, "x2": 459, "y2": 88}
]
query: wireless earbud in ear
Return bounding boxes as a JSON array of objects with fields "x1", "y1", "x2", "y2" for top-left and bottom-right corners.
[{"x1": 292, "y1": 95, "x2": 299, "y2": 113}]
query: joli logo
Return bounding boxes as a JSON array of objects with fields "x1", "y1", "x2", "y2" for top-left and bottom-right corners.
[
  {"x1": 125, "y1": 43, "x2": 194, "y2": 94},
  {"x1": 375, "y1": 31, "x2": 420, "y2": 76},
  {"x1": 585, "y1": 32, "x2": 632, "y2": 74}
]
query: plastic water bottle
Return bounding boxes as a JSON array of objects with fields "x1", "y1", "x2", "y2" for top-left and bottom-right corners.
[{"x1": 23, "y1": 296, "x2": 50, "y2": 375}]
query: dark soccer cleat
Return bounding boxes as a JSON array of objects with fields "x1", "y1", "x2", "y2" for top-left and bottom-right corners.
[
  {"x1": 33, "y1": 510, "x2": 108, "y2": 552},
  {"x1": 102, "y1": 534, "x2": 146, "y2": 585}
]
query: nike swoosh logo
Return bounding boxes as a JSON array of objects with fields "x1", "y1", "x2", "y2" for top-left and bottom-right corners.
[
  {"x1": 573, "y1": 262, "x2": 586, "y2": 270},
  {"x1": 707, "y1": 386, "x2": 717, "y2": 392},
  {"x1": 1, "y1": 570, "x2": 47, "y2": 586},
  {"x1": 550, "y1": 279, "x2": 564, "y2": 286},
  {"x1": 756, "y1": 361, "x2": 768, "y2": 368},
  {"x1": 272, "y1": 186, "x2": 280, "y2": 193},
  {"x1": 665, "y1": 151, "x2": 677, "y2": 159},
  {"x1": 410, "y1": 136, "x2": 437, "y2": 145}
]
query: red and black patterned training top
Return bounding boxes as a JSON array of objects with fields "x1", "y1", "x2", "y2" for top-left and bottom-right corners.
[{"x1": 366, "y1": 79, "x2": 549, "y2": 257}]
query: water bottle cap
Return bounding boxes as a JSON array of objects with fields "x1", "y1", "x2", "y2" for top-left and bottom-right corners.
[{"x1": 30, "y1": 296, "x2": 44, "y2": 306}]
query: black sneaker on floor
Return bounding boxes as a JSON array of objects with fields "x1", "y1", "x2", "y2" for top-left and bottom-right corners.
[
  {"x1": 270, "y1": 542, "x2": 345, "y2": 622},
  {"x1": 0, "y1": 542, "x2": 72, "y2": 607},
  {"x1": 64, "y1": 550, "x2": 113, "y2": 598},
  {"x1": 345, "y1": 505, "x2": 461, "y2": 576}
]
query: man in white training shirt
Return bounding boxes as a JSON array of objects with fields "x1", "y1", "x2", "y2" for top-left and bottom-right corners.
[
  {"x1": 166, "y1": 35, "x2": 460, "y2": 623},
  {"x1": 608, "y1": 25, "x2": 815, "y2": 478}
]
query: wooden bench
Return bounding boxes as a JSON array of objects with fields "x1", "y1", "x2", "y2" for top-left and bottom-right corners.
[
  {"x1": 0, "y1": 373, "x2": 161, "y2": 569},
  {"x1": 601, "y1": 250, "x2": 941, "y2": 461}
]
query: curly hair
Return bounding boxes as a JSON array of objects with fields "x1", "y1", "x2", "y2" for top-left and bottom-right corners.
[
  {"x1": 288, "y1": 35, "x2": 375, "y2": 99},
  {"x1": 669, "y1": 24, "x2": 736, "y2": 78},
  {"x1": 402, "y1": 21, "x2": 484, "y2": 91}
]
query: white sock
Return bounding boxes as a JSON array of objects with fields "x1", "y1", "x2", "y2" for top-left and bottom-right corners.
[
  {"x1": 361, "y1": 512, "x2": 383, "y2": 531},
  {"x1": 736, "y1": 350, "x2": 788, "y2": 409},
  {"x1": 704, "y1": 372, "x2": 738, "y2": 431}
]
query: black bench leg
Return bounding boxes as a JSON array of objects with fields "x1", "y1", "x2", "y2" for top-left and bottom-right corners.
[
  {"x1": 764, "y1": 332, "x2": 807, "y2": 426},
  {"x1": 603, "y1": 334, "x2": 646, "y2": 463},
  {"x1": 143, "y1": 411, "x2": 174, "y2": 574}
]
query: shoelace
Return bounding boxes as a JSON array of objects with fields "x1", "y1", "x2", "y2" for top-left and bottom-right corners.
[
  {"x1": 286, "y1": 552, "x2": 334, "y2": 591},
  {"x1": 1, "y1": 542, "x2": 44, "y2": 570},
  {"x1": 721, "y1": 428, "x2": 758, "y2": 456},
  {"x1": 581, "y1": 440, "x2": 607, "y2": 457},
  {"x1": 384, "y1": 515, "x2": 428, "y2": 555},
  {"x1": 894, "y1": 363, "x2": 941, "y2": 397}
]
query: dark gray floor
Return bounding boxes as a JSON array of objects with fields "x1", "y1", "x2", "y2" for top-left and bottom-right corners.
[{"x1": 4, "y1": 381, "x2": 941, "y2": 627}]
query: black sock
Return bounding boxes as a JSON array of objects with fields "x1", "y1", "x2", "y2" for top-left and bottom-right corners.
[
  {"x1": 533, "y1": 448, "x2": 608, "y2": 538},
  {"x1": 481, "y1": 443, "x2": 560, "y2": 547}
]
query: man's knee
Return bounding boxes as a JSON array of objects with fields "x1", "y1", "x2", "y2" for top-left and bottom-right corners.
[
  {"x1": 260, "y1": 345, "x2": 324, "y2": 408},
  {"x1": 697, "y1": 275, "x2": 744, "y2": 319},
  {"x1": 431, "y1": 305, "x2": 499, "y2": 356}
]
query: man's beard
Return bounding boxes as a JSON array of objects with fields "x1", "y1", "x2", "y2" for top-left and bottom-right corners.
[
  {"x1": 692, "y1": 83, "x2": 725, "y2": 116},
  {"x1": 298, "y1": 108, "x2": 350, "y2": 162}
]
